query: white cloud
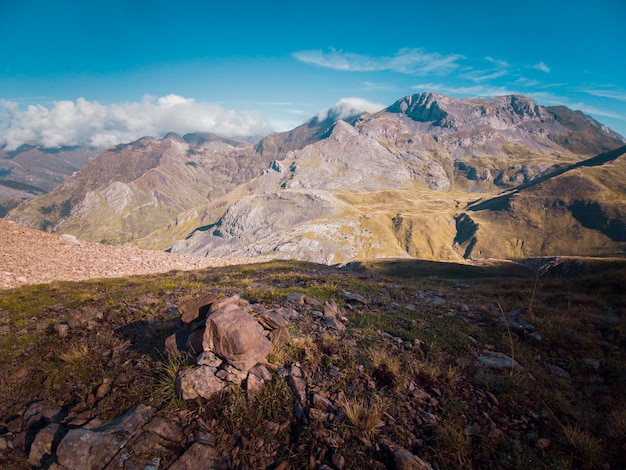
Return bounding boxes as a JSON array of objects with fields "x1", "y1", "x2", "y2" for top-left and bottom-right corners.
[
  {"x1": 462, "y1": 56, "x2": 510, "y2": 82},
  {"x1": 293, "y1": 48, "x2": 464, "y2": 75},
  {"x1": 533, "y1": 62, "x2": 551, "y2": 73},
  {"x1": 316, "y1": 97, "x2": 385, "y2": 122},
  {"x1": 485, "y1": 57, "x2": 509, "y2": 67},
  {"x1": 582, "y1": 87, "x2": 626, "y2": 102},
  {"x1": 0, "y1": 95, "x2": 274, "y2": 150}
]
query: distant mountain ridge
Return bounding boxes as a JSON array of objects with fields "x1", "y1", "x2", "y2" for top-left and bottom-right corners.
[
  {"x1": 0, "y1": 144, "x2": 97, "y2": 217},
  {"x1": 5, "y1": 92, "x2": 626, "y2": 262}
]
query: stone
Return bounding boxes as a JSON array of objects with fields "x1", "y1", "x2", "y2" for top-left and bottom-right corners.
[
  {"x1": 499, "y1": 308, "x2": 535, "y2": 332},
  {"x1": 464, "y1": 423, "x2": 481, "y2": 436},
  {"x1": 269, "y1": 326, "x2": 291, "y2": 347},
  {"x1": 178, "y1": 293, "x2": 221, "y2": 324},
  {"x1": 308, "y1": 407, "x2": 330, "y2": 422},
  {"x1": 340, "y1": 289, "x2": 366, "y2": 304},
  {"x1": 288, "y1": 375, "x2": 307, "y2": 406},
  {"x1": 312, "y1": 393, "x2": 338, "y2": 413},
  {"x1": 28, "y1": 423, "x2": 66, "y2": 467},
  {"x1": 53, "y1": 323, "x2": 69, "y2": 338},
  {"x1": 186, "y1": 329, "x2": 205, "y2": 356},
  {"x1": 220, "y1": 364, "x2": 249, "y2": 385},
  {"x1": 197, "y1": 350, "x2": 223, "y2": 367},
  {"x1": 95, "y1": 379, "x2": 112, "y2": 401},
  {"x1": 246, "y1": 371, "x2": 265, "y2": 400},
  {"x1": 536, "y1": 437, "x2": 551, "y2": 450},
  {"x1": 393, "y1": 446, "x2": 433, "y2": 470},
  {"x1": 476, "y1": 351, "x2": 521, "y2": 369},
  {"x1": 209, "y1": 295, "x2": 248, "y2": 313},
  {"x1": 428, "y1": 297, "x2": 445, "y2": 307},
  {"x1": 546, "y1": 364, "x2": 570, "y2": 377},
  {"x1": 143, "y1": 417, "x2": 185, "y2": 444},
  {"x1": 331, "y1": 452, "x2": 346, "y2": 470},
  {"x1": 165, "y1": 326, "x2": 194, "y2": 357},
  {"x1": 176, "y1": 366, "x2": 227, "y2": 400},
  {"x1": 169, "y1": 442, "x2": 228, "y2": 470},
  {"x1": 255, "y1": 310, "x2": 287, "y2": 329},
  {"x1": 324, "y1": 316, "x2": 346, "y2": 331},
  {"x1": 285, "y1": 292, "x2": 321, "y2": 306},
  {"x1": 285, "y1": 292, "x2": 307, "y2": 305},
  {"x1": 203, "y1": 306, "x2": 273, "y2": 371},
  {"x1": 165, "y1": 329, "x2": 183, "y2": 357},
  {"x1": 249, "y1": 364, "x2": 272, "y2": 382},
  {"x1": 23, "y1": 402, "x2": 65, "y2": 430},
  {"x1": 583, "y1": 358, "x2": 601, "y2": 371},
  {"x1": 55, "y1": 404, "x2": 153, "y2": 470}
]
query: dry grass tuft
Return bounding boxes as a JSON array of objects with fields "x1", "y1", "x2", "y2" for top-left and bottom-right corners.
[{"x1": 340, "y1": 395, "x2": 384, "y2": 439}]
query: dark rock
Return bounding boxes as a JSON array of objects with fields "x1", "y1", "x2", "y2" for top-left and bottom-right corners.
[
  {"x1": 23, "y1": 402, "x2": 65, "y2": 430},
  {"x1": 269, "y1": 326, "x2": 291, "y2": 347},
  {"x1": 55, "y1": 404, "x2": 153, "y2": 470},
  {"x1": 169, "y1": 442, "x2": 228, "y2": 470},
  {"x1": 143, "y1": 417, "x2": 185, "y2": 444},
  {"x1": 340, "y1": 289, "x2": 366, "y2": 304},
  {"x1": 28, "y1": 423, "x2": 66, "y2": 467},
  {"x1": 476, "y1": 351, "x2": 521, "y2": 369},
  {"x1": 178, "y1": 293, "x2": 221, "y2": 324},
  {"x1": 393, "y1": 445, "x2": 433, "y2": 469},
  {"x1": 499, "y1": 308, "x2": 535, "y2": 332}
]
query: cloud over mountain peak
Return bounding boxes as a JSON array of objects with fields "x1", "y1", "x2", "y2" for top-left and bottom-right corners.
[
  {"x1": 316, "y1": 97, "x2": 385, "y2": 122},
  {"x1": 0, "y1": 95, "x2": 274, "y2": 150}
]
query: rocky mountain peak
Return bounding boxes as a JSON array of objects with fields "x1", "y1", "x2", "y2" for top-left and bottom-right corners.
[
  {"x1": 386, "y1": 92, "x2": 452, "y2": 125},
  {"x1": 385, "y1": 92, "x2": 551, "y2": 130}
]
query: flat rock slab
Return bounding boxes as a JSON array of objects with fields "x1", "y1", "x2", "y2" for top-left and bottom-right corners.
[
  {"x1": 169, "y1": 442, "x2": 228, "y2": 470},
  {"x1": 476, "y1": 351, "x2": 521, "y2": 369},
  {"x1": 55, "y1": 404, "x2": 153, "y2": 470}
]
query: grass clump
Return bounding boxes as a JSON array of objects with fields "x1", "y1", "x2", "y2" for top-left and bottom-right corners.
[
  {"x1": 340, "y1": 394, "x2": 384, "y2": 440},
  {"x1": 153, "y1": 351, "x2": 194, "y2": 408}
]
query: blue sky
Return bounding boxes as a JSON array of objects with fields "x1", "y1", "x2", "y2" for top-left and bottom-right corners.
[{"x1": 1, "y1": 0, "x2": 625, "y2": 149}]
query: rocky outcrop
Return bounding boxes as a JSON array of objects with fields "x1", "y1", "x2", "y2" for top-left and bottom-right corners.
[
  {"x1": 55, "y1": 404, "x2": 153, "y2": 469},
  {"x1": 166, "y1": 294, "x2": 290, "y2": 401}
]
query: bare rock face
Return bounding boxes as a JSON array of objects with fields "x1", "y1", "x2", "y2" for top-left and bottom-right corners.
[
  {"x1": 8, "y1": 92, "x2": 625, "y2": 265},
  {"x1": 55, "y1": 404, "x2": 153, "y2": 469},
  {"x1": 203, "y1": 306, "x2": 273, "y2": 372}
]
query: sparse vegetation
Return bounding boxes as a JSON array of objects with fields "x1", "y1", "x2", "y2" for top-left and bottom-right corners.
[{"x1": 0, "y1": 258, "x2": 624, "y2": 468}]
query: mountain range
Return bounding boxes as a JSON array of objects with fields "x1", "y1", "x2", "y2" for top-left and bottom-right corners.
[
  {"x1": 5, "y1": 92, "x2": 626, "y2": 263},
  {"x1": 0, "y1": 144, "x2": 96, "y2": 217}
]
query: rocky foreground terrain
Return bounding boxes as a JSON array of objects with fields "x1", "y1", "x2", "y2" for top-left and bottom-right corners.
[{"x1": 0, "y1": 254, "x2": 624, "y2": 469}]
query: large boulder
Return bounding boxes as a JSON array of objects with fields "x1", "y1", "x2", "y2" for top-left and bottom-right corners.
[{"x1": 203, "y1": 306, "x2": 273, "y2": 371}]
